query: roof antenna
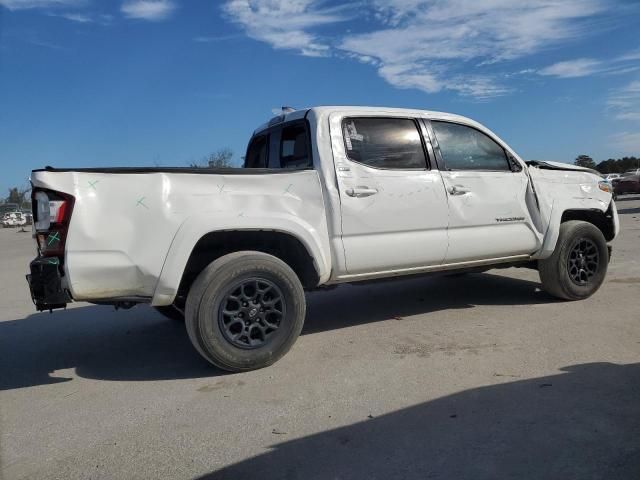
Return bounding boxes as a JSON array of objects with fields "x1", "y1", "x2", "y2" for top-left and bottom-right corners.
[{"x1": 281, "y1": 106, "x2": 295, "y2": 114}]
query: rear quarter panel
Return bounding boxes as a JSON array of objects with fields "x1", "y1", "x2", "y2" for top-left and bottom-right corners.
[{"x1": 31, "y1": 170, "x2": 330, "y2": 304}]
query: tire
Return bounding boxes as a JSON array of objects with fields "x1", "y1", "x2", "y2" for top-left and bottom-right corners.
[
  {"x1": 154, "y1": 305, "x2": 184, "y2": 322},
  {"x1": 538, "y1": 220, "x2": 608, "y2": 300},
  {"x1": 185, "y1": 251, "x2": 306, "y2": 372}
]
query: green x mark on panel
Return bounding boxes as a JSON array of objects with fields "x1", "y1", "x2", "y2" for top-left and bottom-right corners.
[{"x1": 47, "y1": 232, "x2": 61, "y2": 246}]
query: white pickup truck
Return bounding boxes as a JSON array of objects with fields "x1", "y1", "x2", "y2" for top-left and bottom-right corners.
[{"x1": 27, "y1": 106, "x2": 619, "y2": 371}]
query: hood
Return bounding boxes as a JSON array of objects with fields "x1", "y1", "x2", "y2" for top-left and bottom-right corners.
[{"x1": 526, "y1": 160, "x2": 599, "y2": 176}]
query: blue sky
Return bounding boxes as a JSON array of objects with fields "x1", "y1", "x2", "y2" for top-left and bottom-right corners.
[{"x1": 1, "y1": 0, "x2": 640, "y2": 195}]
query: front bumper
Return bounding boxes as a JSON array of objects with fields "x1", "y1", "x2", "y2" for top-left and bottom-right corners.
[{"x1": 26, "y1": 257, "x2": 70, "y2": 311}]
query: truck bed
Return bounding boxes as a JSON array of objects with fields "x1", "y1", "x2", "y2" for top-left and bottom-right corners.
[
  {"x1": 34, "y1": 166, "x2": 311, "y2": 174},
  {"x1": 30, "y1": 167, "x2": 331, "y2": 304}
]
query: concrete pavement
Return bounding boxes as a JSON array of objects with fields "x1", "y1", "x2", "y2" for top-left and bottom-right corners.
[{"x1": 1, "y1": 196, "x2": 639, "y2": 479}]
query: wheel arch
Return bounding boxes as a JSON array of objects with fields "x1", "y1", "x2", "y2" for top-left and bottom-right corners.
[
  {"x1": 534, "y1": 202, "x2": 618, "y2": 259},
  {"x1": 152, "y1": 226, "x2": 326, "y2": 306},
  {"x1": 560, "y1": 207, "x2": 616, "y2": 242}
]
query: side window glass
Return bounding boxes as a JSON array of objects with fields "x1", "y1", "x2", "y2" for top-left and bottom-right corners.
[
  {"x1": 245, "y1": 135, "x2": 268, "y2": 168},
  {"x1": 432, "y1": 121, "x2": 510, "y2": 171},
  {"x1": 342, "y1": 118, "x2": 427, "y2": 169},
  {"x1": 279, "y1": 124, "x2": 311, "y2": 168}
]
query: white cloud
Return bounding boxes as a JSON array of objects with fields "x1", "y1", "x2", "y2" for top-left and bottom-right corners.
[
  {"x1": 0, "y1": 0, "x2": 86, "y2": 9},
  {"x1": 121, "y1": 0, "x2": 176, "y2": 21},
  {"x1": 221, "y1": 0, "x2": 626, "y2": 99},
  {"x1": 538, "y1": 58, "x2": 603, "y2": 78},
  {"x1": 615, "y1": 49, "x2": 640, "y2": 62},
  {"x1": 339, "y1": 0, "x2": 607, "y2": 98},
  {"x1": 60, "y1": 12, "x2": 90, "y2": 21},
  {"x1": 222, "y1": 0, "x2": 347, "y2": 57},
  {"x1": 607, "y1": 80, "x2": 640, "y2": 121},
  {"x1": 610, "y1": 131, "x2": 640, "y2": 153},
  {"x1": 538, "y1": 48, "x2": 640, "y2": 78},
  {"x1": 193, "y1": 34, "x2": 239, "y2": 43}
]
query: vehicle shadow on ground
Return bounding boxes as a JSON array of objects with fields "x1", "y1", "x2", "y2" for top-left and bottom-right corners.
[
  {"x1": 197, "y1": 361, "x2": 640, "y2": 480},
  {"x1": 0, "y1": 305, "x2": 215, "y2": 390},
  {"x1": 1, "y1": 272, "x2": 553, "y2": 390},
  {"x1": 303, "y1": 271, "x2": 554, "y2": 335}
]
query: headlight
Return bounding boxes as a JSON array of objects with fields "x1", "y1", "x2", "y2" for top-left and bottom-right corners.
[{"x1": 598, "y1": 181, "x2": 612, "y2": 193}]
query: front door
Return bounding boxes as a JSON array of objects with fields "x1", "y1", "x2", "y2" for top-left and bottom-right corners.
[{"x1": 427, "y1": 120, "x2": 540, "y2": 263}]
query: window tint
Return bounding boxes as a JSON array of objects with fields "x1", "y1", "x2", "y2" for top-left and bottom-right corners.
[
  {"x1": 343, "y1": 118, "x2": 427, "y2": 169},
  {"x1": 279, "y1": 124, "x2": 311, "y2": 168},
  {"x1": 245, "y1": 135, "x2": 268, "y2": 168},
  {"x1": 432, "y1": 121, "x2": 509, "y2": 171}
]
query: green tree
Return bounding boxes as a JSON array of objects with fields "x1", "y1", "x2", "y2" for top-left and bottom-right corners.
[
  {"x1": 595, "y1": 156, "x2": 640, "y2": 173},
  {"x1": 5, "y1": 186, "x2": 30, "y2": 205},
  {"x1": 574, "y1": 155, "x2": 596, "y2": 169},
  {"x1": 6, "y1": 187, "x2": 22, "y2": 204}
]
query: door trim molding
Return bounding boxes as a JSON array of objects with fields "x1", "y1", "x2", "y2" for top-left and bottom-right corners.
[{"x1": 329, "y1": 254, "x2": 531, "y2": 283}]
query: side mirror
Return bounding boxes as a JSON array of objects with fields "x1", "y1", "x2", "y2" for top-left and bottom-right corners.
[{"x1": 508, "y1": 155, "x2": 523, "y2": 172}]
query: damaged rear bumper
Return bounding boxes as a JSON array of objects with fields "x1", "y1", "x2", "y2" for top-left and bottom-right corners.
[{"x1": 26, "y1": 257, "x2": 71, "y2": 311}]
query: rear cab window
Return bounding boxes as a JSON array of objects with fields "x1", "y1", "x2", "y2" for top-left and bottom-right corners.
[
  {"x1": 244, "y1": 120, "x2": 313, "y2": 170},
  {"x1": 342, "y1": 117, "x2": 428, "y2": 169},
  {"x1": 280, "y1": 123, "x2": 311, "y2": 168},
  {"x1": 245, "y1": 134, "x2": 268, "y2": 168}
]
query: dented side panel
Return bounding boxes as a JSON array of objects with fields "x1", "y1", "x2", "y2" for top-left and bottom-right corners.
[
  {"x1": 528, "y1": 166, "x2": 618, "y2": 259},
  {"x1": 30, "y1": 170, "x2": 331, "y2": 304}
]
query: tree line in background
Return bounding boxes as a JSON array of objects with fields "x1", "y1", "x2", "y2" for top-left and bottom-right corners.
[{"x1": 574, "y1": 154, "x2": 640, "y2": 173}]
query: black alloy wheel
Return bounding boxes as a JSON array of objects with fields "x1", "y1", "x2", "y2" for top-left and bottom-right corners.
[
  {"x1": 566, "y1": 238, "x2": 599, "y2": 286},
  {"x1": 218, "y1": 278, "x2": 285, "y2": 349}
]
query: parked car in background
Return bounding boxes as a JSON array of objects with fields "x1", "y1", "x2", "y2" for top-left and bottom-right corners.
[
  {"x1": 22, "y1": 211, "x2": 33, "y2": 225},
  {"x1": 603, "y1": 173, "x2": 621, "y2": 181},
  {"x1": 2, "y1": 212, "x2": 27, "y2": 228},
  {"x1": 612, "y1": 171, "x2": 640, "y2": 196}
]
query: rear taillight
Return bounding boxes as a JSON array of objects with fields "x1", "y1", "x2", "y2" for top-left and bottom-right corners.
[{"x1": 32, "y1": 189, "x2": 75, "y2": 257}]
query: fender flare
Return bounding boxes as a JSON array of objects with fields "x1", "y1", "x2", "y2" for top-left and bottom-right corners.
[
  {"x1": 533, "y1": 200, "x2": 618, "y2": 260},
  {"x1": 151, "y1": 214, "x2": 331, "y2": 306}
]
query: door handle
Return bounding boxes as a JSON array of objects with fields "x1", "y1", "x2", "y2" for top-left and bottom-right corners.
[
  {"x1": 345, "y1": 186, "x2": 378, "y2": 198},
  {"x1": 448, "y1": 185, "x2": 470, "y2": 196}
]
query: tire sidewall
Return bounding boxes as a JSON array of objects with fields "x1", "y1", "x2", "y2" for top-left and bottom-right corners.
[
  {"x1": 193, "y1": 256, "x2": 305, "y2": 371},
  {"x1": 555, "y1": 223, "x2": 608, "y2": 299}
]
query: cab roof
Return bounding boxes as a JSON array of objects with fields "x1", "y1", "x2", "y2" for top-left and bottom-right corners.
[{"x1": 252, "y1": 106, "x2": 479, "y2": 136}]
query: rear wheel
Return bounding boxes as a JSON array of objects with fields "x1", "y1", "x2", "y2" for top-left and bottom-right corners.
[
  {"x1": 538, "y1": 221, "x2": 608, "y2": 300},
  {"x1": 185, "y1": 251, "x2": 306, "y2": 372}
]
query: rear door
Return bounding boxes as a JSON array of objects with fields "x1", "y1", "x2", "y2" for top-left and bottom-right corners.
[
  {"x1": 330, "y1": 114, "x2": 449, "y2": 275},
  {"x1": 427, "y1": 120, "x2": 539, "y2": 263}
]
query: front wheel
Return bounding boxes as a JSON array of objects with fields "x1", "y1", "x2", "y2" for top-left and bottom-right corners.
[
  {"x1": 538, "y1": 221, "x2": 608, "y2": 300},
  {"x1": 185, "y1": 251, "x2": 306, "y2": 372}
]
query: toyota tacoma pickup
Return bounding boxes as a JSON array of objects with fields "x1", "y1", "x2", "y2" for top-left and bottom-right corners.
[{"x1": 26, "y1": 106, "x2": 619, "y2": 371}]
